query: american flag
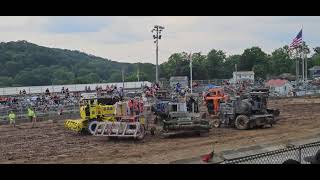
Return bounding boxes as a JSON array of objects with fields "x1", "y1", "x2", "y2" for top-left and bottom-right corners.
[{"x1": 289, "y1": 29, "x2": 302, "y2": 49}]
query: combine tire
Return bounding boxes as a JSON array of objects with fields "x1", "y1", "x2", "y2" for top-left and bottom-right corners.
[
  {"x1": 150, "y1": 127, "x2": 156, "y2": 136},
  {"x1": 136, "y1": 125, "x2": 145, "y2": 140},
  {"x1": 235, "y1": 115, "x2": 249, "y2": 130},
  {"x1": 199, "y1": 131, "x2": 209, "y2": 137},
  {"x1": 88, "y1": 121, "x2": 98, "y2": 135}
]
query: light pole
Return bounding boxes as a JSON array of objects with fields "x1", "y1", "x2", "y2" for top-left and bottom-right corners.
[
  {"x1": 190, "y1": 53, "x2": 193, "y2": 94},
  {"x1": 122, "y1": 67, "x2": 125, "y2": 89},
  {"x1": 151, "y1": 25, "x2": 165, "y2": 83}
]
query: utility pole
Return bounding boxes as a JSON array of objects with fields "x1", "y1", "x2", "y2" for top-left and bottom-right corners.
[
  {"x1": 302, "y1": 52, "x2": 305, "y2": 82},
  {"x1": 295, "y1": 49, "x2": 299, "y2": 83},
  {"x1": 235, "y1": 64, "x2": 237, "y2": 84},
  {"x1": 190, "y1": 53, "x2": 193, "y2": 94},
  {"x1": 152, "y1": 25, "x2": 165, "y2": 83},
  {"x1": 137, "y1": 68, "x2": 140, "y2": 82},
  {"x1": 305, "y1": 53, "x2": 308, "y2": 81},
  {"x1": 122, "y1": 67, "x2": 125, "y2": 89}
]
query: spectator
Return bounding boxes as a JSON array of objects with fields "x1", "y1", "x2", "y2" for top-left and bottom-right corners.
[
  {"x1": 8, "y1": 111, "x2": 16, "y2": 128},
  {"x1": 42, "y1": 104, "x2": 48, "y2": 112},
  {"x1": 128, "y1": 99, "x2": 134, "y2": 115},
  {"x1": 58, "y1": 104, "x2": 63, "y2": 116},
  {"x1": 88, "y1": 86, "x2": 91, "y2": 92},
  {"x1": 66, "y1": 88, "x2": 69, "y2": 98},
  {"x1": 27, "y1": 107, "x2": 36, "y2": 128},
  {"x1": 175, "y1": 83, "x2": 181, "y2": 93},
  {"x1": 45, "y1": 88, "x2": 50, "y2": 96},
  {"x1": 61, "y1": 87, "x2": 65, "y2": 94}
]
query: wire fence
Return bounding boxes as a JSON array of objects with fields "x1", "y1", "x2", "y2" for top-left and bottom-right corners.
[
  {"x1": 0, "y1": 107, "x2": 80, "y2": 125},
  {"x1": 219, "y1": 141, "x2": 320, "y2": 164}
]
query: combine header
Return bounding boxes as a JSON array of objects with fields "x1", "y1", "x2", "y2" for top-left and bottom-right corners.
[{"x1": 91, "y1": 115, "x2": 145, "y2": 139}]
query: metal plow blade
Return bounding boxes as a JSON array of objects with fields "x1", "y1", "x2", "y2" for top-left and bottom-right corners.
[
  {"x1": 64, "y1": 119, "x2": 86, "y2": 132},
  {"x1": 91, "y1": 121, "x2": 145, "y2": 140}
]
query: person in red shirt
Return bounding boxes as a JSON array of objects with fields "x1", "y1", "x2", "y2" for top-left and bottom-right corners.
[{"x1": 128, "y1": 99, "x2": 134, "y2": 115}]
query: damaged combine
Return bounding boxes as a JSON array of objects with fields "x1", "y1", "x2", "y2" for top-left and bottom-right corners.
[
  {"x1": 158, "y1": 93, "x2": 211, "y2": 138},
  {"x1": 64, "y1": 93, "x2": 119, "y2": 134},
  {"x1": 65, "y1": 92, "x2": 154, "y2": 140},
  {"x1": 213, "y1": 88, "x2": 280, "y2": 130}
]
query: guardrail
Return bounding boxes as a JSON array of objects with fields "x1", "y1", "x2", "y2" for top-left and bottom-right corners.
[
  {"x1": 219, "y1": 141, "x2": 320, "y2": 164},
  {"x1": 0, "y1": 109, "x2": 80, "y2": 125},
  {"x1": 0, "y1": 81, "x2": 151, "y2": 96}
]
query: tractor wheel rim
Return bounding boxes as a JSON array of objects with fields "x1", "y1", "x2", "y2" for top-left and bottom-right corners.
[{"x1": 239, "y1": 119, "x2": 245, "y2": 126}]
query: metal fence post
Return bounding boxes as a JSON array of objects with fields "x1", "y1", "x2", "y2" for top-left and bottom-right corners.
[{"x1": 298, "y1": 147, "x2": 302, "y2": 163}]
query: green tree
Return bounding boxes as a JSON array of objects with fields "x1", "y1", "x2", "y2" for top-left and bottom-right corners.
[
  {"x1": 191, "y1": 52, "x2": 208, "y2": 80},
  {"x1": 239, "y1": 47, "x2": 270, "y2": 78},
  {"x1": 223, "y1": 55, "x2": 241, "y2": 78},
  {"x1": 52, "y1": 68, "x2": 75, "y2": 85},
  {"x1": 14, "y1": 71, "x2": 35, "y2": 86},
  {"x1": 107, "y1": 72, "x2": 122, "y2": 82},
  {"x1": 205, "y1": 49, "x2": 226, "y2": 79},
  {"x1": 270, "y1": 46, "x2": 294, "y2": 75},
  {"x1": 0, "y1": 76, "x2": 13, "y2": 87}
]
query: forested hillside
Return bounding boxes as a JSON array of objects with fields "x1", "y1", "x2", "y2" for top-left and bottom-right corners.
[{"x1": 0, "y1": 41, "x2": 155, "y2": 87}]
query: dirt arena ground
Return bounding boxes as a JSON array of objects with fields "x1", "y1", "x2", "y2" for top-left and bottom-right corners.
[{"x1": 1, "y1": 96, "x2": 320, "y2": 164}]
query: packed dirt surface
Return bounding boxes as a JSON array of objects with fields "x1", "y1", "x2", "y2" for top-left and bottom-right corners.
[{"x1": 1, "y1": 96, "x2": 320, "y2": 164}]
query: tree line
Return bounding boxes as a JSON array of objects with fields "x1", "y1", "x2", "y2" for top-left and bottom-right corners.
[
  {"x1": 0, "y1": 40, "x2": 319, "y2": 87},
  {"x1": 160, "y1": 42, "x2": 320, "y2": 81}
]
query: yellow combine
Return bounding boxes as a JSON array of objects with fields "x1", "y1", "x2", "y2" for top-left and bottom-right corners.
[{"x1": 64, "y1": 93, "x2": 119, "y2": 134}]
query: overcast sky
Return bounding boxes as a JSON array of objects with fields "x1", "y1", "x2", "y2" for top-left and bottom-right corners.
[{"x1": 0, "y1": 16, "x2": 319, "y2": 64}]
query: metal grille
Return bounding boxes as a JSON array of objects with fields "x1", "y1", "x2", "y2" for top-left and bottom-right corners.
[{"x1": 220, "y1": 141, "x2": 320, "y2": 164}]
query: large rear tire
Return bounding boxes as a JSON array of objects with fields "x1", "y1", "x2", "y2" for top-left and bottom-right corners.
[{"x1": 235, "y1": 115, "x2": 249, "y2": 130}]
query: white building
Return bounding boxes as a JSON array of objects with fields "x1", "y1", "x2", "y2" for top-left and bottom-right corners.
[
  {"x1": 231, "y1": 71, "x2": 255, "y2": 84},
  {"x1": 265, "y1": 79, "x2": 293, "y2": 96}
]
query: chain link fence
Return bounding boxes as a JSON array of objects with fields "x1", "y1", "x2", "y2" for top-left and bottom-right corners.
[{"x1": 220, "y1": 141, "x2": 320, "y2": 164}]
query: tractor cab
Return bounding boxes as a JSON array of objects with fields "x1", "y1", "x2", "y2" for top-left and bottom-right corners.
[
  {"x1": 247, "y1": 89, "x2": 270, "y2": 113},
  {"x1": 79, "y1": 93, "x2": 119, "y2": 121},
  {"x1": 185, "y1": 93, "x2": 200, "y2": 113}
]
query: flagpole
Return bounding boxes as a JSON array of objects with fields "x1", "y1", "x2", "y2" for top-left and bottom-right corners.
[
  {"x1": 305, "y1": 53, "x2": 307, "y2": 81},
  {"x1": 295, "y1": 48, "x2": 299, "y2": 83},
  {"x1": 302, "y1": 25, "x2": 308, "y2": 82},
  {"x1": 302, "y1": 50, "x2": 304, "y2": 83}
]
